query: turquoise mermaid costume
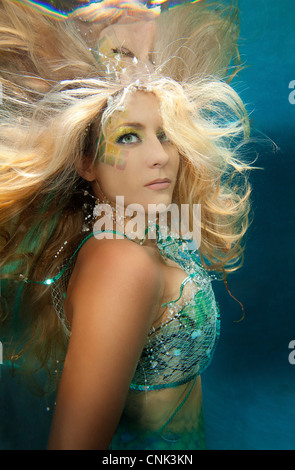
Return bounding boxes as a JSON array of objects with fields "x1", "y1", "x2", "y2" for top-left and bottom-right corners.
[{"x1": 50, "y1": 228, "x2": 220, "y2": 450}]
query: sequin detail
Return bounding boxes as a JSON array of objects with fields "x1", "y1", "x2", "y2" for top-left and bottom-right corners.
[
  {"x1": 130, "y1": 236, "x2": 220, "y2": 391},
  {"x1": 50, "y1": 231, "x2": 220, "y2": 390}
]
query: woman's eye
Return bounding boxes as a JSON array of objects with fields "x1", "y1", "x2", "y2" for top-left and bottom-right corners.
[
  {"x1": 116, "y1": 133, "x2": 141, "y2": 144},
  {"x1": 111, "y1": 47, "x2": 135, "y2": 59},
  {"x1": 157, "y1": 130, "x2": 169, "y2": 143}
]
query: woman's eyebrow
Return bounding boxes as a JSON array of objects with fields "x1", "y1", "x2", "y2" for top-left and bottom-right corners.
[{"x1": 115, "y1": 122, "x2": 145, "y2": 130}]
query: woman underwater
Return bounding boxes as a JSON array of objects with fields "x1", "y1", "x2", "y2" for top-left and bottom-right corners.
[{"x1": 0, "y1": 0, "x2": 251, "y2": 450}]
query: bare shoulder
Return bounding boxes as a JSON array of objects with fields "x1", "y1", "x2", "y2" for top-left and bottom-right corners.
[
  {"x1": 73, "y1": 236, "x2": 162, "y2": 287},
  {"x1": 49, "y1": 238, "x2": 164, "y2": 449},
  {"x1": 66, "y1": 237, "x2": 164, "y2": 324}
]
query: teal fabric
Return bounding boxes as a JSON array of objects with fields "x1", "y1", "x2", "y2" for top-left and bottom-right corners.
[
  {"x1": 6, "y1": 228, "x2": 220, "y2": 450},
  {"x1": 50, "y1": 229, "x2": 220, "y2": 450},
  {"x1": 130, "y1": 235, "x2": 220, "y2": 392}
]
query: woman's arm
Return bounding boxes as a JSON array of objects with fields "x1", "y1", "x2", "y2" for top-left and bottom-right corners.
[{"x1": 47, "y1": 238, "x2": 163, "y2": 450}]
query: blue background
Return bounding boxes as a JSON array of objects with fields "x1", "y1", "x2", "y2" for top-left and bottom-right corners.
[
  {"x1": 203, "y1": 0, "x2": 295, "y2": 450},
  {"x1": 0, "y1": 0, "x2": 295, "y2": 450}
]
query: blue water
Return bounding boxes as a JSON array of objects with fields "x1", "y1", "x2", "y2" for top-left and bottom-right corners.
[
  {"x1": 202, "y1": 0, "x2": 295, "y2": 450},
  {"x1": 1, "y1": 0, "x2": 295, "y2": 450}
]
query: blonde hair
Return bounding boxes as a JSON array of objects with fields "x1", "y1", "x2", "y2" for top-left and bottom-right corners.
[
  {"x1": 104, "y1": 76, "x2": 251, "y2": 269},
  {"x1": 154, "y1": 1, "x2": 242, "y2": 82},
  {"x1": 0, "y1": 0, "x2": 251, "y2": 385}
]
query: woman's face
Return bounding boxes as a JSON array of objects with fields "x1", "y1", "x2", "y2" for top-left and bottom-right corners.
[
  {"x1": 87, "y1": 91, "x2": 180, "y2": 212},
  {"x1": 97, "y1": 19, "x2": 155, "y2": 76},
  {"x1": 75, "y1": 6, "x2": 156, "y2": 76}
]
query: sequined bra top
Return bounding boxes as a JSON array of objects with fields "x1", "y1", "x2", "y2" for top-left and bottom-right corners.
[
  {"x1": 50, "y1": 231, "x2": 220, "y2": 393},
  {"x1": 129, "y1": 236, "x2": 220, "y2": 392}
]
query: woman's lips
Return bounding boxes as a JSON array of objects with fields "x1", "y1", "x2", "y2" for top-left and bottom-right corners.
[{"x1": 144, "y1": 178, "x2": 171, "y2": 190}]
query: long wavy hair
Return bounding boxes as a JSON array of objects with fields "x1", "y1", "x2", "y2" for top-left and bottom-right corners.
[{"x1": 0, "y1": 0, "x2": 251, "y2": 389}]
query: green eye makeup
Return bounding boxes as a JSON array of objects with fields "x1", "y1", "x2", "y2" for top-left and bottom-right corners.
[
  {"x1": 112, "y1": 127, "x2": 143, "y2": 145},
  {"x1": 95, "y1": 120, "x2": 169, "y2": 171},
  {"x1": 156, "y1": 129, "x2": 169, "y2": 142}
]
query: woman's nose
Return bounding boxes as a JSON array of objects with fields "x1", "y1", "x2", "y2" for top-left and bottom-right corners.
[{"x1": 146, "y1": 138, "x2": 170, "y2": 168}]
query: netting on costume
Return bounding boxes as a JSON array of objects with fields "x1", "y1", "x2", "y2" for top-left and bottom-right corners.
[
  {"x1": 51, "y1": 254, "x2": 77, "y2": 337},
  {"x1": 130, "y1": 237, "x2": 220, "y2": 391},
  {"x1": 49, "y1": 233, "x2": 220, "y2": 389}
]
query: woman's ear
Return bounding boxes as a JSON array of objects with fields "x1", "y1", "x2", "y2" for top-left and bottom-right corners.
[{"x1": 75, "y1": 158, "x2": 96, "y2": 182}]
